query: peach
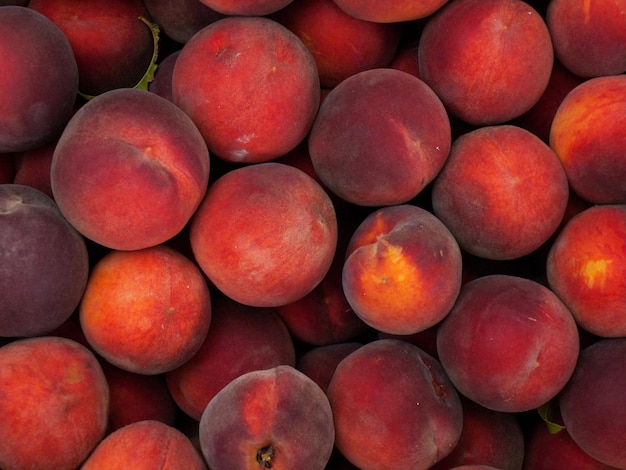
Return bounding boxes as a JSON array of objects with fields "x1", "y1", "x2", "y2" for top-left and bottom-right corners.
[
  {"x1": 0, "y1": 184, "x2": 89, "y2": 337},
  {"x1": 79, "y1": 244, "x2": 212, "y2": 375},
  {"x1": 431, "y1": 125, "x2": 570, "y2": 260},
  {"x1": 199, "y1": 365, "x2": 335, "y2": 469},
  {"x1": 327, "y1": 339, "x2": 463, "y2": 469},
  {"x1": 165, "y1": 294, "x2": 296, "y2": 421},
  {"x1": 558, "y1": 338, "x2": 626, "y2": 468},
  {"x1": 12, "y1": 141, "x2": 55, "y2": 199},
  {"x1": 430, "y1": 396, "x2": 525, "y2": 470},
  {"x1": 51, "y1": 88, "x2": 210, "y2": 251},
  {"x1": 437, "y1": 274, "x2": 580, "y2": 413},
  {"x1": 189, "y1": 162, "x2": 337, "y2": 307},
  {"x1": 342, "y1": 204, "x2": 462, "y2": 335},
  {"x1": 549, "y1": 75, "x2": 626, "y2": 204},
  {"x1": 272, "y1": 0, "x2": 402, "y2": 88},
  {"x1": 332, "y1": 0, "x2": 450, "y2": 22},
  {"x1": 0, "y1": 6, "x2": 78, "y2": 153},
  {"x1": 172, "y1": 16, "x2": 320, "y2": 163},
  {"x1": 295, "y1": 341, "x2": 363, "y2": 392},
  {"x1": 28, "y1": 0, "x2": 155, "y2": 96},
  {"x1": 389, "y1": 38, "x2": 422, "y2": 79},
  {"x1": 197, "y1": 0, "x2": 295, "y2": 15},
  {"x1": 82, "y1": 420, "x2": 207, "y2": 470},
  {"x1": 101, "y1": 361, "x2": 178, "y2": 433},
  {"x1": 147, "y1": 50, "x2": 180, "y2": 103},
  {"x1": 142, "y1": 0, "x2": 224, "y2": 44},
  {"x1": 546, "y1": 0, "x2": 626, "y2": 77},
  {"x1": 546, "y1": 205, "x2": 626, "y2": 338},
  {"x1": 0, "y1": 336, "x2": 109, "y2": 470},
  {"x1": 418, "y1": 0, "x2": 553, "y2": 125},
  {"x1": 308, "y1": 68, "x2": 451, "y2": 206}
]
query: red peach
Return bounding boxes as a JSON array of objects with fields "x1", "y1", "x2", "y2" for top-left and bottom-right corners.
[
  {"x1": 197, "y1": 0, "x2": 295, "y2": 15},
  {"x1": 142, "y1": 0, "x2": 224, "y2": 44},
  {"x1": 332, "y1": 0, "x2": 451, "y2": 22}
]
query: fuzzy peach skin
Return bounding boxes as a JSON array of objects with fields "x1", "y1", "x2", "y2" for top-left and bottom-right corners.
[
  {"x1": 199, "y1": 365, "x2": 335, "y2": 470},
  {"x1": 546, "y1": 0, "x2": 626, "y2": 77},
  {"x1": 172, "y1": 16, "x2": 320, "y2": 163},
  {"x1": 189, "y1": 162, "x2": 337, "y2": 307},
  {"x1": 431, "y1": 125, "x2": 569, "y2": 260},
  {"x1": 272, "y1": 0, "x2": 402, "y2": 88},
  {"x1": 28, "y1": 0, "x2": 154, "y2": 96},
  {"x1": 142, "y1": 0, "x2": 224, "y2": 44},
  {"x1": 546, "y1": 204, "x2": 626, "y2": 338},
  {"x1": 418, "y1": 0, "x2": 553, "y2": 125},
  {"x1": 79, "y1": 244, "x2": 212, "y2": 375},
  {"x1": 165, "y1": 294, "x2": 295, "y2": 421},
  {"x1": 0, "y1": 6, "x2": 78, "y2": 153},
  {"x1": 327, "y1": 339, "x2": 463, "y2": 469},
  {"x1": 342, "y1": 204, "x2": 462, "y2": 335},
  {"x1": 558, "y1": 338, "x2": 626, "y2": 468},
  {"x1": 0, "y1": 336, "x2": 109, "y2": 470},
  {"x1": 0, "y1": 184, "x2": 90, "y2": 338},
  {"x1": 437, "y1": 274, "x2": 580, "y2": 413},
  {"x1": 51, "y1": 88, "x2": 210, "y2": 251},
  {"x1": 308, "y1": 68, "x2": 451, "y2": 206},
  {"x1": 332, "y1": 0, "x2": 450, "y2": 22},
  {"x1": 549, "y1": 75, "x2": 626, "y2": 204},
  {"x1": 82, "y1": 420, "x2": 207, "y2": 470}
]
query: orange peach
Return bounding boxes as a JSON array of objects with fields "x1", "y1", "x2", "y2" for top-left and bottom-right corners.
[
  {"x1": 418, "y1": 0, "x2": 553, "y2": 125},
  {"x1": 546, "y1": 204, "x2": 626, "y2": 337},
  {"x1": 189, "y1": 162, "x2": 337, "y2": 307},
  {"x1": 172, "y1": 16, "x2": 320, "y2": 163},
  {"x1": 549, "y1": 74, "x2": 626, "y2": 204},
  {"x1": 0, "y1": 336, "x2": 109, "y2": 470},
  {"x1": 80, "y1": 244, "x2": 212, "y2": 375},
  {"x1": 342, "y1": 204, "x2": 462, "y2": 335},
  {"x1": 199, "y1": 365, "x2": 335, "y2": 469},
  {"x1": 51, "y1": 88, "x2": 210, "y2": 251},
  {"x1": 546, "y1": 0, "x2": 626, "y2": 77},
  {"x1": 82, "y1": 420, "x2": 207, "y2": 470},
  {"x1": 431, "y1": 125, "x2": 569, "y2": 260},
  {"x1": 272, "y1": 0, "x2": 402, "y2": 88}
]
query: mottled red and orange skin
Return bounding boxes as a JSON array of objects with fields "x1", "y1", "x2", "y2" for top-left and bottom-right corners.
[
  {"x1": 547, "y1": 205, "x2": 626, "y2": 338},
  {"x1": 549, "y1": 75, "x2": 626, "y2": 204},
  {"x1": 342, "y1": 204, "x2": 462, "y2": 335},
  {"x1": 172, "y1": 16, "x2": 320, "y2": 163},
  {"x1": 419, "y1": 0, "x2": 554, "y2": 125},
  {"x1": 0, "y1": 336, "x2": 109, "y2": 470},
  {"x1": 272, "y1": 0, "x2": 402, "y2": 88},
  {"x1": 82, "y1": 420, "x2": 207, "y2": 470},
  {"x1": 332, "y1": 0, "x2": 450, "y2": 22},
  {"x1": 80, "y1": 244, "x2": 212, "y2": 375}
]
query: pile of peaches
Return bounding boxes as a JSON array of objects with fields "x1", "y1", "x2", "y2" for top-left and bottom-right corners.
[{"x1": 1, "y1": 0, "x2": 625, "y2": 469}]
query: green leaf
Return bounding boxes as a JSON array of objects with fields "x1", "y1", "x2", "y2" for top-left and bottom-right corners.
[{"x1": 537, "y1": 401, "x2": 566, "y2": 434}]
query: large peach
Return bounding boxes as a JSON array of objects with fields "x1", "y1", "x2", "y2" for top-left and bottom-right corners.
[
  {"x1": 546, "y1": 0, "x2": 626, "y2": 77},
  {"x1": 189, "y1": 162, "x2": 337, "y2": 307},
  {"x1": 547, "y1": 204, "x2": 626, "y2": 337},
  {"x1": 549, "y1": 74, "x2": 626, "y2": 204},
  {"x1": 418, "y1": 0, "x2": 553, "y2": 125},
  {"x1": 165, "y1": 294, "x2": 296, "y2": 421},
  {"x1": 199, "y1": 365, "x2": 335, "y2": 469},
  {"x1": 272, "y1": 0, "x2": 402, "y2": 88},
  {"x1": 0, "y1": 184, "x2": 89, "y2": 337},
  {"x1": 0, "y1": 336, "x2": 109, "y2": 470},
  {"x1": 79, "y1": 244, "x2": 212, "y2": 375},
  {"x1": 332, "y1": 0, "x2": 450, "y2": 22},
  {"x1": 327, "y1": 339, "x2": 463, "y2": 469},
  {"x1": 51, "y1": 88, "x2": 210, "y2": 251},
  {"x1": 431, "y1": 125, "x2": 569, "y2": 260},
  {"x1": 28, "y1": 0, "x2": 155, "y2": 96},
  {"x1": 342, "y1": 204, "x2": 462, "y2": 335},
  {"x1": 172, "y1": 16, "x2": 320, "y2": 163},
  {"x1": 0, "y1": 6, "x2": 78, "y2": 153},
  {"x1": 558, "y1": 338, "x2": 626, "y2": 468},
  {"x1": 308, "y1": 68, "x2": 451, "y2": 206},
  {"x1": 437, "y1": 274, "x2": 580, "y2": 413},
  {"x1": 82, "y1": 420, "x2": 207, "y2": 470}
]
